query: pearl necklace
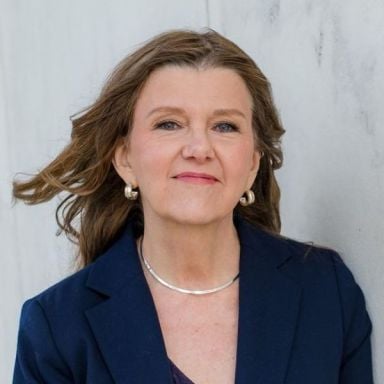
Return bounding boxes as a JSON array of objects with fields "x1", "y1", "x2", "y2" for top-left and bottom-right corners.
[{"x1": 138, "y1": 237, "x2": 239, "y2": 295}]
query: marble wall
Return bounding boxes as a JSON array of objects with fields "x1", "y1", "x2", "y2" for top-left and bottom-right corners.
[{"x1": 1, "y1": 0, "x2": 382, "y2": 382}]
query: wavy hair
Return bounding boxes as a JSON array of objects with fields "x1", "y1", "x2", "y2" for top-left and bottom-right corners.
[{"x1": 12, "y1": 28, "x2": 285, "y2": 267}]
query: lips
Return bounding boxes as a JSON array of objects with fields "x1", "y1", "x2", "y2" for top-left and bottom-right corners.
[{"x1": 173, "y1": 172, "x2": 218, "y2": 184}]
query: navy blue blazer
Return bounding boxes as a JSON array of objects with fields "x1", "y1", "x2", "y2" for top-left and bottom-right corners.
[{"x1": 13, "y1": 218, "x2": 373, "y2": 383}]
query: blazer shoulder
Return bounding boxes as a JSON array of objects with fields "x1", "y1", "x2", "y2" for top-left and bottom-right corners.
[
  {"x1": 242, "y1": 219, "x2": 365, "y2": 290},
  {"x1": 241, "y1": 218, "x2": 338, "y2": 266},
  {"x1": 262, "y1": 228, "x2": 373, "y2": 353},
  {"x1": 25, "y1": 260, "x2": 101, "y2": 318}
]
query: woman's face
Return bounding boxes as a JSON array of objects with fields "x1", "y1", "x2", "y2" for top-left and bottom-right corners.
[{"x1": 114, "y1": 65, "x2": 261, "y2": 226}]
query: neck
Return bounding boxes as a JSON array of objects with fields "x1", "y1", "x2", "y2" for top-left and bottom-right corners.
[{"x1": 140, "y1": 214, "x2": 240, "y2": 289}]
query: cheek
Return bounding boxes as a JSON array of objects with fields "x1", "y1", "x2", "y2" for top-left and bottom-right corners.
[
  {"x1": 229, "y1": 143, "x2": 256, "y2": 172},
  {"x1": 130, "y1": 141, "x2": 173, "y2": 185}
]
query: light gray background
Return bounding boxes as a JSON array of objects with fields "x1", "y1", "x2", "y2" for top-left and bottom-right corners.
[{"x1": 1, "y1": 1, "x2": 383, "y2": 382}]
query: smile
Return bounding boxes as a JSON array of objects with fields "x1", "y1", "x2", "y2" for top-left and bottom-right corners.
[{"x1": 173, "y1": 172, "x2": 218, "y2": 185}]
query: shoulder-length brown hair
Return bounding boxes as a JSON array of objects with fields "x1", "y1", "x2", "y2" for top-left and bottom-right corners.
[{"x1": 12, "y1": 28, "x2": 285, "y2": 268}]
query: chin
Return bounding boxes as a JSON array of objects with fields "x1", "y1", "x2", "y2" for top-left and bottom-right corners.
[
  {"x1": 144, "y1": 198, "x2": 236, "y2": 227},
  {"x1": 162, "y1": 209, "x2": 232, "y2": 227}
]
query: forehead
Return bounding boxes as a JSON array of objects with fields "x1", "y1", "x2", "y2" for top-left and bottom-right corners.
[{"x1": 134, "y1": 65, "x2": 253, "y2": 117}]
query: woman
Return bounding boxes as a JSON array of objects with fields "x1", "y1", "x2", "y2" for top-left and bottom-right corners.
[{"x1": 13, "y1": 29, "x2": 373, "y2": 383}]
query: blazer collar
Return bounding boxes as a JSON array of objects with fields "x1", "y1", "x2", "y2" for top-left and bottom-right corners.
[{"x1": 85, "y1": 218, "x2": 302, "y2": 384}]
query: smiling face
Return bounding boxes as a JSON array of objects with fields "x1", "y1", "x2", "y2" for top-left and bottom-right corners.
[{"x1": 113, "y1": 65, "x2": 261, "y2": 226}]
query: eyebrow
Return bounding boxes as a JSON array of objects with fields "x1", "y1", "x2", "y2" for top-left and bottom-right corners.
[{"x1": 146, "y1": 106, "x2": 247, "y2": 120}]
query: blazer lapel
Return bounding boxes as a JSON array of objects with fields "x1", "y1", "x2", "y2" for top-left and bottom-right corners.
[
  {"x1": 234, "y1": 219, "x2": 302, "y2": 384},
  {"x1": 85, "y1": 224, "x2": 173, "y2": 383}
]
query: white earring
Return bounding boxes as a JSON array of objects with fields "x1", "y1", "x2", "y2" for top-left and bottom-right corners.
[
  {"x1": 124, "y1": 183, "x2": 138, "y2": 200},
  {"x1": 239, "y1": 190, "x2": 255, "y2": 206}
]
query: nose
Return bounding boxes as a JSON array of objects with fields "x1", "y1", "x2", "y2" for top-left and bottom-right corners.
[{"x1": 181, "y1": 128, "x2": 215, "y2": 162}]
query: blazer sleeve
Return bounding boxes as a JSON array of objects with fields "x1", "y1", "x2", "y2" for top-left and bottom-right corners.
[
  {"x1": 332, "y1": 252, "x2": 374, "y2": 383},
  {"x1": 13, "y1": 298, "x2": 73, "y2": 384}
]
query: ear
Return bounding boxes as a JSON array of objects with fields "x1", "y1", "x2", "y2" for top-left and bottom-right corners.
[
  {"x1": 112, "y1": 139, "x2": 137, "y2": 186},
  {"x1": 245, "y1": 150, "x2": 262, "y2": 190}
]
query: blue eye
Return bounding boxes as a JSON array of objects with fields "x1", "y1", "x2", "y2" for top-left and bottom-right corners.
[
  {"x1": 155, "y1": 120, "x2": 180, "y2": 130},
  {"x1": 214, "y1": 122, "x2": 239, "y2": 133}
]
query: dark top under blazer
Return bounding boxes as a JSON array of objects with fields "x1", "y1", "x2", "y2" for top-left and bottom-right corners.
[{"x1": 13, "y1": 218, "x2": 374, "y2": 383}]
